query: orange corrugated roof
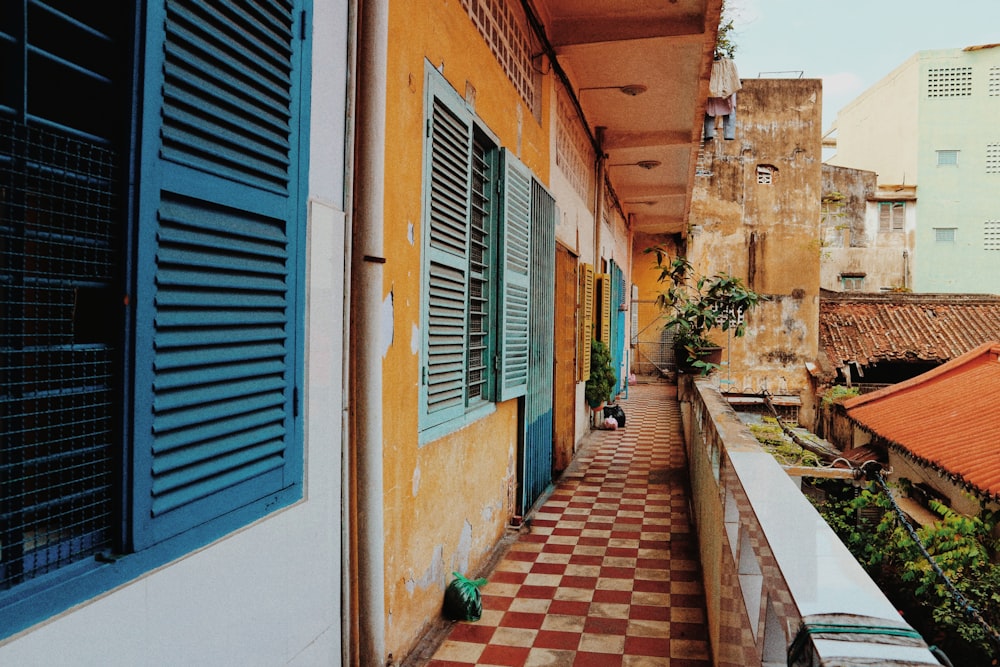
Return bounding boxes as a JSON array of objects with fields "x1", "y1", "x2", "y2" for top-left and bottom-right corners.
[
  {"x1": 819, "y1": 290, "x2": 1000, "y2": 368},
  {"x1": 844, "y1": 342, "x2": 1000, "y2": 498}
]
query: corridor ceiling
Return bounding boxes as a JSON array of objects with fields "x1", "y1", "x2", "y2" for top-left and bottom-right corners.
[{"x1": 535, "y1": 0, "x2": 721, "y2": 234}]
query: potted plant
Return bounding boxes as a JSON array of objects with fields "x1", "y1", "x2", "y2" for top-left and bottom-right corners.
[
  {"x1": 585, "y1": 338, "x2": 618, "y2": 409},
  {"x1": 646, "y1": 247, "x2": 763, "y2": 375}
]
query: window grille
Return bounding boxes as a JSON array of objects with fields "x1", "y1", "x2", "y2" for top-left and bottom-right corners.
[
  {"x1": 458, "y1": 0, "x2": 539, "y2": 115},
  {"x1": 986, "y1": 220, "x2": 1000, "y2": 251},
  {"x1": 934, "y1": 227, "x2": 956, "y2": 243},
  {"x1": 1, "y1": 118, "x2": 119, "y2": 590},
  {"x1": 467, "y1": 134, "x2": 495, "y2": 404},
  {"x1": 937, "y1": 150, "x2": 959, "y2": 166},
  {"x1": 927, "y1": 66, "x2": 972, "y2": 97},
  {"x1": 756, "y1": 165, "x2": 774, "y2": 185}
]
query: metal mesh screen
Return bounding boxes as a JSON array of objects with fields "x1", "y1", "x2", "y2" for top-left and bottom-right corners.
[
  {"x1": 1, "y1": 118, "x2": 119, "y2": 589},
  {"x1": 632, "y1": 299, "x2": 676, "y2": 377}
]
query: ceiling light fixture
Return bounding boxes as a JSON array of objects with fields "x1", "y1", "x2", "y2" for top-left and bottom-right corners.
[
  {"x1": 609, "y1": 160, "x2": 662, "y2": 170},
  {"x1": 578, "y1": 84, "x2": 648, "y2": 96}
]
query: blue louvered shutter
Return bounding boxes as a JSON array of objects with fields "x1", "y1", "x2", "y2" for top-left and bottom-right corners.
[
  {"x1": 132, "y1": 0, "x2": 307, "y2": 548},
  {"x1": 497, "y1": 150, "x2": 532, "y2": 401},
  {"x1": 420, "y1": 73, "x2": 473, "y2": 430}
]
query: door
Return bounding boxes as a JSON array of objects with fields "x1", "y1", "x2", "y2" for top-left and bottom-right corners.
[{"x1": 552, "y1": 244, "x2": 577, "y2": 472}]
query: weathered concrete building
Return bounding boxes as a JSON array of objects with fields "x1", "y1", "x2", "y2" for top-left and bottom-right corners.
[
  {"x1": 820, "y1": 164, "x2": 916, "y2": 292},
  {"x1": 685, "y1": 77, "x2": 823, "y2": 425},
  {"x1": 826, "y1": 45, "x2": 1000, "y2": 294}
]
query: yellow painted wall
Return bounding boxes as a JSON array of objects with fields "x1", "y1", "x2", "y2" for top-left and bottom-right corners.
[{"x1": 381, "y1": 0, "x2": 550, "y2": 657}]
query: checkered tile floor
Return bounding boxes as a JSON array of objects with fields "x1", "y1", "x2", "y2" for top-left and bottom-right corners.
[{"x1": 421, "y1": 383, "x2": 711, "y2": 667}]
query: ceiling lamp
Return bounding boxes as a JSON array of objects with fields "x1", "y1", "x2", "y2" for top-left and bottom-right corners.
[
  {"x1": 579, "y1": 84, "x2": 648, "y2": 96},
  {"x1": 609, "y1": 160, "x2": 661, "y2": 169},
  {"x1": 619, "y1": 84, "x2": 647, "y2": 96}
]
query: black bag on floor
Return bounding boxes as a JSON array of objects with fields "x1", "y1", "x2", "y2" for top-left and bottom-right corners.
[
  {"x1": 603, "y1": 404, "x2": 626, "y2": 428},
  {"x1": 443, "y1": 571, "x2": 487, "y2": 621}
]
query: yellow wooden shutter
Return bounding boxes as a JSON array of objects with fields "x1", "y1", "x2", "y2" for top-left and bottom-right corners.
[
  {"x1": 597, "y1": 273, "x2": 612, "y2": 348},
  {"x1": 578, "y1": 263, "x2": 594, "y2": 380}
]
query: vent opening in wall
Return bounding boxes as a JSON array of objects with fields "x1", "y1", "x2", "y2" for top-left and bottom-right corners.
[
  {"x1": 990, "y1": 66, "x2": 1000, "y2": 96},
  {"x1": 986, "y1": 220, "x2": 1000, "y2": 251},
  {"x1": 987, "y1": 143, "x2": 1000, "y2": 173},
  {"x1": 927, "y1": 66, "x2": 972, "y2": 97},
  {"x1": 756, "y1": 164, "x2": 777, "y2": 185}
]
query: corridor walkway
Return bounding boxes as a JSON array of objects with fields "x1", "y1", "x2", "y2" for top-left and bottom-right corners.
[{"x1": 422, "y1": 383, "x2": 711, "y2": 666}]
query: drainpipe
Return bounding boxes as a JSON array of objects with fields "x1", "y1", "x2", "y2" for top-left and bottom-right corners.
[
  {"x1": 902, "y1": 250, "x2": 908, "y2": 290},
  {"x1": 594, "y1": 127, "x2": 606, "y2": 268},
  {"x1": 353, "y1": 0, "x2": 387, "y2": 663}
]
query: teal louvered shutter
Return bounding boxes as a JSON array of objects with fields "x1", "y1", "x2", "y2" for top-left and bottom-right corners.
[
  {"x1": 420, "y1": 70, "x2": 473, "y2": 430},
  {"x1": 497, "y1": 150, "x2": 532, "y2": 401},
  {"x1": 132, "y1": 0, "x2": 307, "y2": 548}
]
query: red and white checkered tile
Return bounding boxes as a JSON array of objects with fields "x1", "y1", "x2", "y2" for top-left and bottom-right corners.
[{"x1": 424, "y1": 384, "x2": 711, "y2": 667}]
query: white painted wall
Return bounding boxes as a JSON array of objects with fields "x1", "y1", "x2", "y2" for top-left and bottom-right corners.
[
  {"x1": 827, "y1": 54, "x2": 920, "y2": 185},
  {"x1": 0, "y1": 3, "x2": 350, "y2": 665}
]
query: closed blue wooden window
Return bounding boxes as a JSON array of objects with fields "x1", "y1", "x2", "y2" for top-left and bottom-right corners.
[
  {"x1": 132, "y1": 0, "x2": 307, "y2": 549},
  {"x1": 0, "y1": 0, "x2": 310, "y2": 636},
  {"x1": 497, "y1": 150, "x2": 532, "y2": 402},
  {"x1": 419, "y1": 64, "x2": 536, "y2": 437}
]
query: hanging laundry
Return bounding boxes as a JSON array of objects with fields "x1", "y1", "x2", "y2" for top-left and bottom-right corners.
[
  {"x1": 704, "y1": 93, "x2": 736, "y2": 141},
  {"x1": 709, "y1": 57, "x2": 741, "y2": 98}
]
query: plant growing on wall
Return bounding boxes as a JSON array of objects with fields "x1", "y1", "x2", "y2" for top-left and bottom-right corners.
[
  {"x1": 585, "y1": 338, "x2": 617, "y2": 408},
  {"x1": 645, "y1": 245, "x2": 764, "y2": 375},
  {"x1": 715, "y1": 0, "x2": 737, "y2": 59}
]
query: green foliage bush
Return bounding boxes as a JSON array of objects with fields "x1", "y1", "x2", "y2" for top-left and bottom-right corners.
[
  {"x1": 821, "y1": 385, "x2": 860, "y2": 405},
  {"x1": 808, "y1": 479, "x2": 1000, "y2": 662},
  {"x1": 585, "y1": 338, "x2": 617, "y2": 408}
]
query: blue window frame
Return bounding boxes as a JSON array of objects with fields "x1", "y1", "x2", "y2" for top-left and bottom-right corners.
[
  {"x1": 0, "y1": 0, "x2": 310, "y2": 637},
  {"x1": 419, "y1": 63, "x2": 535, "y2": 441}
]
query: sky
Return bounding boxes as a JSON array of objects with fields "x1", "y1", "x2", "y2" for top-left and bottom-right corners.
[{"x1": 725, "y1": 0, "x2": 1000, "y2": 132}]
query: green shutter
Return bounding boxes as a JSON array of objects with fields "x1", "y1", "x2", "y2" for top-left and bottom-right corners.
[
  {"x1": 132, "y1": 0, "x2": 307, "y2": 548},
  {"x1": 420, "y1": 68, "x2": 473, "y2": 430},
  {"x1": 497, "y1": 150, "x2": 532, "y2": 401}
]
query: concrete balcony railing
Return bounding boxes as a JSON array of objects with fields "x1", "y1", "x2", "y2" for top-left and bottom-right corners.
[{"x1": 678, "y1": 377, "x2": 942, "y2": 667}]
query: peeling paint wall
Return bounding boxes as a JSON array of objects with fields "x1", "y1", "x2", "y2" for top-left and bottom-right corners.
[
  {"x1": 381, "y1": 0, "x2": 549, "y2": 658},
  {"x1": 689, "y1": 78, "x2": 823, "y2": 425}
]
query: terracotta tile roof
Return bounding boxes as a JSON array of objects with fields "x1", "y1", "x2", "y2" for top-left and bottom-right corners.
[
  {"x1": 843, "y1": 342, "x2": 1000, "y2": 498},
  {"x1": 819, "y1": 290, "x2": 1000, "y2": 368}
]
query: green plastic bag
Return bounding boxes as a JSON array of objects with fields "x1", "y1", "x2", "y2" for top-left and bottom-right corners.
[{"x1": 443, "y1": 571, "x2": 487, "y2": 621}]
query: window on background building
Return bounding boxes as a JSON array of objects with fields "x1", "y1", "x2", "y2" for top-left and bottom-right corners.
[
  {"x1": 1, "y1": 0, "x2": 310, "y2": 638},
  {"x1": 937, "y1": 150, "x2": 959, "y2": 166},
  {"x1": 935, "y1": 228, "x2": 957, "y2": 243},
  {"x1": 985, "y1": 220, "x2": 1000, "y2": 251},
  {"x1": 840, "y1": 275, "x2": 865, "y2": 292},
  {"x1": 756, "y1": 164, "x2": 776, "y2": 185},
  {"x1": 878, "y1": 202, "x2": 906, "y2": 232},
  {"x1": 419, "y1": 63, "x2": 551, "y2": 440}
]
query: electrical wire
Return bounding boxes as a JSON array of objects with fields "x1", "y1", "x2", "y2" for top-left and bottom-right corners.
[{"x1": 859, "y1": 460, "x2": 1000, "y2": 656}]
